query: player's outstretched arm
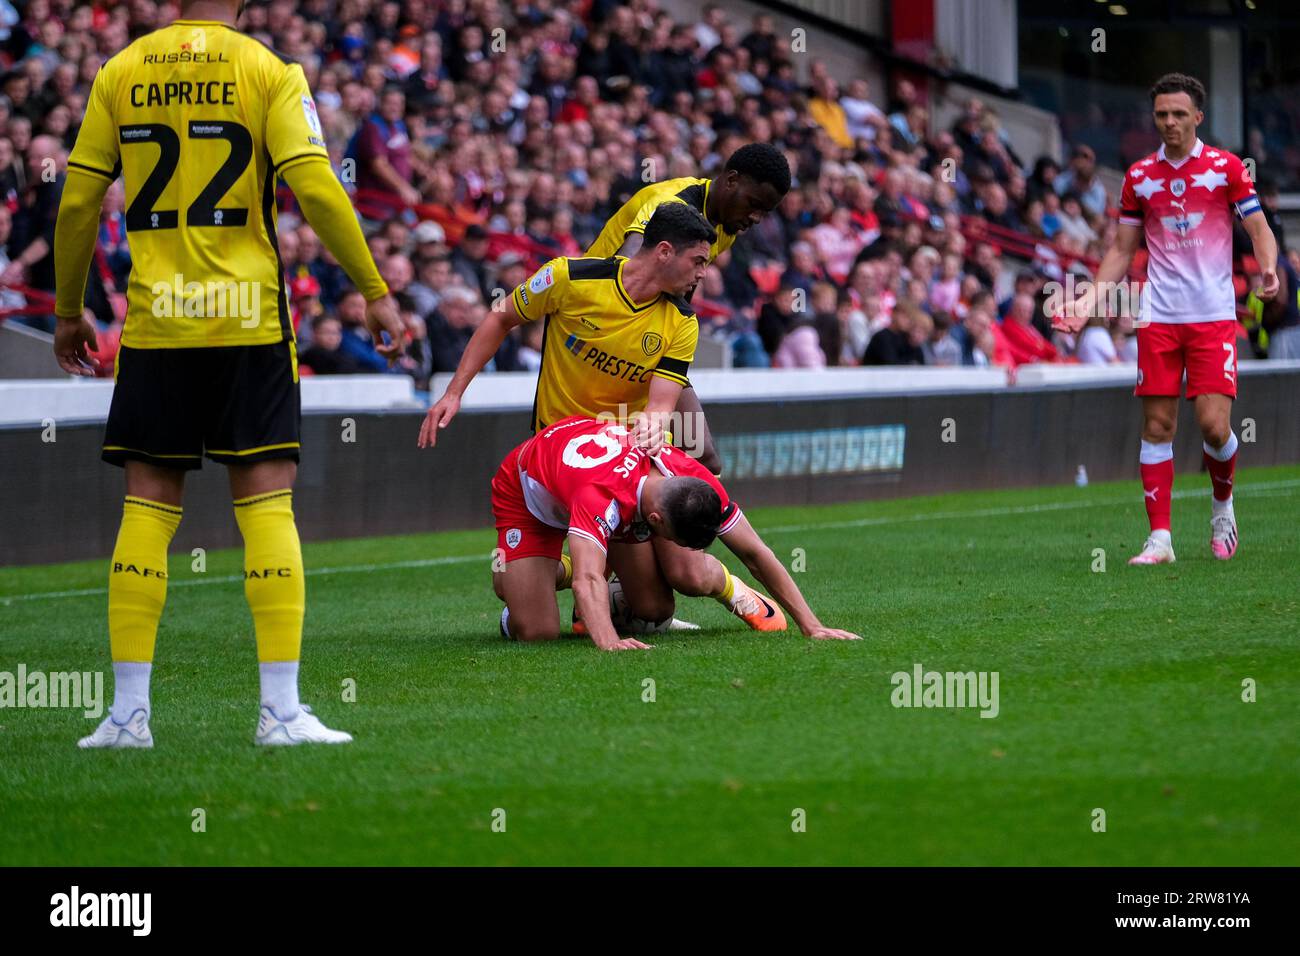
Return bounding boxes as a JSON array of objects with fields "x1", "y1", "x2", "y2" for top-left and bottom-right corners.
[
  {"x1": 1054, "y1": 222, "x2": 1142, "y2": 334},
  {"x1": 418, "y1": 297, "x2": 524, "y2": 448},
  {"x1": 280, "y1": 160, "x2": 402, "y2": 358},
  {"x1": 51, "y1": 168, "x2": 112, "y2": 375},
  {"x1": 569, "y1": 534, "x2": 652, "y2": 651},
  {"x1": 720, "y1": 515, "x2": 861, "y2": 640},
  {"x1": 1242, "y1": 211, "x2": 1279, "y2": 300}
]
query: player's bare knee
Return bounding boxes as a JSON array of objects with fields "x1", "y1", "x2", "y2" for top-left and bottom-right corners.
[
  {"x1": 663, "y1": 562, "x2": 714, "y2": 597},
  {"x1": 628, "y1": 593, "x2": 675, "y2": 623},
  {"x1": 491, "y1": 572, "x2": 506, "y2": 601},
  {"x1": 513, "y1": 618, "x2": 560, "y2": 642}
]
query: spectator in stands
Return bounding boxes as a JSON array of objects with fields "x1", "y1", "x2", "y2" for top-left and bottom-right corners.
[
  {"x1": 757, "y1": 283, "x2": 799, "y2": 358},
  {"x1": 299, "y1": 315, "x2": 363, "y2": 375},
  {"x1": 772, "y1": 313, "x2": 826, "y2": 368},
  {"x1": 864, "y1": 301, "x2": 925, "y2": 365},
  {"x1": 1000, "y1": 293, "x2": 1060, "y2": 366},
  {"x1": 450, "y1": 223, "x2": 492, "y2": 300},
  {"x1": 1075, "y1": 316, "x2": 1121, "y2": 364},
  {"x1": 1055, "y1": 193, "x2": 1097, "y2": 248},
  {"x1": 1053, "y1": 145, "x2": 1107, "y2": 220},
  {"x1": 352, "y1": 86, "x2": 420, "y2": 214},
  {"x1": 841, "y1": 78, "x2": 887, "y2": 144},
  {"x1": 924, "y1": 311, "x2": 962, "y2": 366},
  {"x1": 337, "y1": 289, "x2": 391, "y2": 372}
]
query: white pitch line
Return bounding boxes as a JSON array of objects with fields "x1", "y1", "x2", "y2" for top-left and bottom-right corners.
[
  {"x1": 4, "y1": 479, "x2": 1298, "y2": 604},
  {"x1": 759, "y1": 478, "x2": 1300, "y2": 534}
]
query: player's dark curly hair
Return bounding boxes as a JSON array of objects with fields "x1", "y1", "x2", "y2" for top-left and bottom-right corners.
[
  {"x1": 659, "y1": 477, "x2": 723, "y2": 550},
  {"x1": 725, "y1": 143, "x2": 792, "y2": 196},
  {"x1": 1150, "y1": 73, "x2": 1205, "y2": 110},
  {"x1": 642, "y1": 202, "x2": 716, "y2": 251}
]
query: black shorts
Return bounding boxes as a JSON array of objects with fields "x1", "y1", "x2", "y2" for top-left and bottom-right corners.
[{"x1": 102, "y1": 342, "x2": 301, "y2": 470}]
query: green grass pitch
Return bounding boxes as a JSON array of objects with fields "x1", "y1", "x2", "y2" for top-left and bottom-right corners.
[{"x1": 2, "y1": 466, "x2": 1298, "y2": 866}]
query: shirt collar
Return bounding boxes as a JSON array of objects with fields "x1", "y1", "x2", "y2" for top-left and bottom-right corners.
[{"x1": 1157, "y1": 137, "x2": 1203, "y2": 167}]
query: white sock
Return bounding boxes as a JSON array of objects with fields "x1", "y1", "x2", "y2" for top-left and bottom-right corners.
[
  {"x1": 1212, "y1": 494, "x2": 1234, "y2": 518},
  {"x1": 110, "y1": 662, "x2": 152, "y2": 723},
  {"x1": 259, "y1": 661, "x2": 300, "y2": 720},
  {"x1": 1149, "y1": 528, "x2": 1172, "y2": 547},
  {"x1": 1203, "y1": 431, "x2": 1238, "y2": 462}
]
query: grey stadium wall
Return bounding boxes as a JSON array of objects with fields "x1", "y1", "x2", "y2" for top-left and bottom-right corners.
[{"x1": 3, "y1": 369, "x2": 1299, "y2": 567}]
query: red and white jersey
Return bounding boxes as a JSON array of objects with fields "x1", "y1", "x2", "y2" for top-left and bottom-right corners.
[
  {"x1": 514, "y1": 416, "x2": 742, "y2": 553},
  {"x1": 1119, "y1": 139, "x2": 1260, "y2": 324}
]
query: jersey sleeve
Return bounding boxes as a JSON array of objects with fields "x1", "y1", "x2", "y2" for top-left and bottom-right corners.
[
  {"x1": 1118, "y1": 167, "x2": 1144, "y2": 227},
  {"x1": 265, "y1": 62, "x2": 331, "y2": 175},
  {"x1": 625, "y1": 196, "x2": 683, "y2": 237},
  {"x1": 66, "y1": 64, "x2": 120, "y2": 183},
  {"x1": 1225, "y1": 153, "x2": 1261, "y2": 218},
  {"x1": 566, "y1": 486, "x2": 628, "y2": 554},
  {"x1": 652, "y1": 312, "x2": 697, "y2": 387},
  {"x1": 512, "y1": 258, "x2": 569, "y2": 322}
]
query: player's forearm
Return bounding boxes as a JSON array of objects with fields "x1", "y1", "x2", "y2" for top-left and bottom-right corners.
[
  {"x1": 735, "y1": 540, "x2": 820, "y2": 635},
  {"x1": 1093, "y1": 243, "x2": 1136, "y2": 288},
  {"x1": 281, "y1": 160, "x2": 389, "y2": 301},
  {"x1": 444, "y1": 311, "x2": 513, "y2": 398},
  {"x1": 573, "y1": 571, "x2": 620, "y2": 648},
  {"x1": 1247, "y1": 219, "x2": 1278, "y2": 273},
  {"x1": 52, "y1": 171, "x2": 110, "y2": 318}
]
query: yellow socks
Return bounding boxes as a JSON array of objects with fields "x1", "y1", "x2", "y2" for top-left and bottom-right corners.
[
  {"x1": 714, "y1": 565, "x2": 737, "y2": 605},
  {"x1": 108, "y1": 496, "x2": 181, "y2": 663},
  {"x1": 557, "y1": 553, "x2": 573, "y2": 590},
  {"x1": 233, "y1": 490, "x2": 304, "y2": 663}
]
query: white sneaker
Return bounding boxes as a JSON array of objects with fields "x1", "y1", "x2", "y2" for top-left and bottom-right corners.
[
  {"x1": 1128, "y1": 533, "x2": 1176, "y2": 565},
  {"x1": 255, "y1": 704, "x2": 353, "y2": 746},
  {"x1": 78, "y1": 708, "x2": 153, "y2": 749}
]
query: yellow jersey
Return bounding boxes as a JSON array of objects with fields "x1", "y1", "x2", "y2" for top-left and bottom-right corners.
[
  {"x1": 67, "y1": 19, "x2": 332, "y2": 348},
  {"x1": 585, "y1": 176, "x2": 737, "y2": 262},
  {"x1": 512, "y1": 256, "x2": 698, "y2": 432}
]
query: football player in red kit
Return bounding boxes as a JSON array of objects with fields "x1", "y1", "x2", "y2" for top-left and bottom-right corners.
[
  {"x1": 1055, "y1": 73, "x2": 1278, "y2": 564},
  {"x1": 489, "y1": 416, "x2": 861, "y2": 650}
]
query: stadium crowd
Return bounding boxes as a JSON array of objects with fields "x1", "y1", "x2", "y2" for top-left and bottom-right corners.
[{"x1": 2, "y1": 0, "x2": 1297, "y2": 386}]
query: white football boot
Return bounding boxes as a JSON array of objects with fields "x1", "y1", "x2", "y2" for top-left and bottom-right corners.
[
  {"x1": 78, "y1": 708, "x2": 153, "y2": 749},
  {"x1": 255, "y1": 704, "x2": 353, "y2": 746},
  {"x1": 1128, "y1": 531, "x2": 1176, "y2": 566}
]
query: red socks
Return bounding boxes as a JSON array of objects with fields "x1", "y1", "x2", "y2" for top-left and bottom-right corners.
[{"x1": 1139, "y1": 441, "x2": 1174, "y2": 532}]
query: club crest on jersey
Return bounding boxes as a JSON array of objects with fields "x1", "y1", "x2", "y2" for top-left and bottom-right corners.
[
  {"x1": 603, "y1": 499, "x2": 621, "y2": 533},
  {"x1": 1170, "y1": 178, "x2": 1186, "y2": 197},
  {"x1": 529, "y1": 265, "x2": 555, "y2": 294},
  {"x1": 505, "y1": 528, "x2": 522, "y2": 549},
  {"x1": 641, "y1": 332, "x2": 663, "y2": 356}
]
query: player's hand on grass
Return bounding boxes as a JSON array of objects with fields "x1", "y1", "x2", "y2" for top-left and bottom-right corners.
[
  {"x1": 804, "y1": 625, "x2": 862, "y2": 641},
  {"x1": 596, "y1": 636, "x2": 654, "y2": 651},
  {"x1": 365, "y1": 294, "x2": 406, "y2": 362},
  {"x1": 1258, "y1": 268, "x2": 1279, "y2": 301},
  {"x1": 418, "y1": 391, "x2": 460, "y2": 448},
  {"x1": 53, "y1": 313, "x2": 99, "y2": 377}
]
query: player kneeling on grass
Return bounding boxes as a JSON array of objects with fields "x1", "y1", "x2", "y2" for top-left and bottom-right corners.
[{"x1": 491, "y1": 417, "x2": 860, "y2": 650}]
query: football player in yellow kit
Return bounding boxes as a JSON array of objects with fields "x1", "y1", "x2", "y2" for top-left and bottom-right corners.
[{"x1": 54, "y1": 0, "x2": 403, "y2": 748}]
